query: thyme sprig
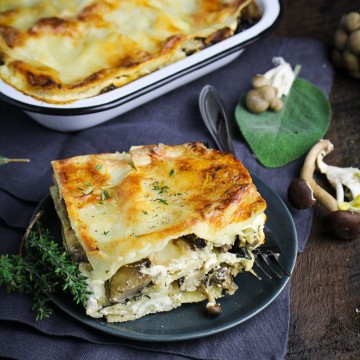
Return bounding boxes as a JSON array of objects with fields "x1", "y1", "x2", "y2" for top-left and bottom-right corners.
[
  {"x1": 0, "y1": 154, "x2": 30, "y2": 166},
  {"x1": 0, "y1": 212, "x2": 90, "y2": 320},
  {"x1": 152, "y1": 181, "x2": 169, "y2": 194}
]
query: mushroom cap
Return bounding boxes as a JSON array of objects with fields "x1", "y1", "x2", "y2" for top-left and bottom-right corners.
[
  {"x1": 334, "y1": 28, "x2": 348, "y2": 50},
  {"x1": 341, "y1": 12, "x2": 360, "y2": 33},
  {"x1": 252, "y1": 74, "x2": 269, "y2": 88},
  {"x1": 269, "y1": 97, "x2": 283, "y2": 112},
  {"x1": 245, "y1": 89, "x2": 269, "y2": 113},
  {"x1": 348, "y1": 29, "x2": 360, "y2": 55},
  {"x1": 257, "y1": 85, "x2": 277, "y2": 102},
  {"x1": 287, "y1": 178, "x2": 316, "y2": 209},
  {"x1": 324, "y1": 210, "x2": 360, "y2": 240},
  {"x1": 206, "y1": 302, "x2": 222, "y2": 317}
]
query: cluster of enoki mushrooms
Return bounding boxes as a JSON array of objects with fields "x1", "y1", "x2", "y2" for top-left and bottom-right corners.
[{"x1": 288, "y1": 139, "x2": 360, "y2": 240}]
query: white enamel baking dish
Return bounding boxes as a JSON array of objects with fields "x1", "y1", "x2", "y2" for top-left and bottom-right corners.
[{"x1": 0, "y1": 0, "x2": 282, "y2": 132}]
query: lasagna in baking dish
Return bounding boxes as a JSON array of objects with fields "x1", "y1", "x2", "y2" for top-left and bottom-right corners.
[
  {"x1": 50, "y1": 143, "x2": 267, "y2": 322},
  {"x1": 0, "y1": 0, "x2": 259, "y2": 104}
]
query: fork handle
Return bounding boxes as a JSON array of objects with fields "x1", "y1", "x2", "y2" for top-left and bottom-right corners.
[{"x1": 199, "y1": 85, "x2": 235, "y2": 155}]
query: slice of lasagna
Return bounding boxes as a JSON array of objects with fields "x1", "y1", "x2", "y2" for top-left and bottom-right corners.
[
  {"x1": 50, "y1": 142, "x2": 266, "y2": 322},
  {"x1": 0, "y1": 0, "x2": 260, "y2": 104}
]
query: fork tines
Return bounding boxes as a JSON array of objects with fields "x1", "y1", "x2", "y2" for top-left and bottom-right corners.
[{"x1": 252, "y1": 248, "x2": 291, "y2": 280}]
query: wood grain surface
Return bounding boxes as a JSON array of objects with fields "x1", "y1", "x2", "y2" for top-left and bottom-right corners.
[{"x1": 274, "y1": 1, "x2": 360, "y2": 359}]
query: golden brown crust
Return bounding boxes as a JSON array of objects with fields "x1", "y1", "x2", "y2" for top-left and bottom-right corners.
[
  {"x1": 0, "y1": 0, "x2": 258, "y2": 104},
  {"x1": 51, "y1": 143, "x2": 266, "y2": 281}
]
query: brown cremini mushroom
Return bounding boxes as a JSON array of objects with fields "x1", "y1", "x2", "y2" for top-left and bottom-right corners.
[
  {"x1": 287, "y1": 139, "x2": 360, "y2": 240},
  {"x1": 324, "y1": 210, "x2": 360, "y2": 240},
  {"x1": 287, "y1": 178, "x2": 316, "y2": 209}
]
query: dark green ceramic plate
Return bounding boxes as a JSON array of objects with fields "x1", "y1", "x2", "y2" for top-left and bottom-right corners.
[{"x1": 38, "y1": 174, "x2": 297, "y2": 342}]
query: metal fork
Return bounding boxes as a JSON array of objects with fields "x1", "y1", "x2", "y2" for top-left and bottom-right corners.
[
  {"x1": 199, "y1": 85, "x2": 291, "y2": 279},
  {"x1": 252, "y1": 229, "x2": 292, "y2": 279}
]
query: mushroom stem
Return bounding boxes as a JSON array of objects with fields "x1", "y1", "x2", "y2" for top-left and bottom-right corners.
[
  {"x1": 291, "y1": 139, "x2": 360, "y2": 240},
  {"x1": 203, "y1": 285, "x2": 215, "y2": 303},
  {"x1": 300, "y1": 139, "x2": 338, "y2": 212},
  {"x1": 201, "y1": 284, "x2": 222, "y2": 316}
]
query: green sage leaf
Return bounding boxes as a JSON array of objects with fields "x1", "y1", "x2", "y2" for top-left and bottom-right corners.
[{"x1": 235, "y1": 78, "x2": 331, "y2": 168}]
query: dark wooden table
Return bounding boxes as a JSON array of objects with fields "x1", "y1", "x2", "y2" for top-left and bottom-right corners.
[{"x1": 274, "y1": 1, "x2": 360, "y2": 359}]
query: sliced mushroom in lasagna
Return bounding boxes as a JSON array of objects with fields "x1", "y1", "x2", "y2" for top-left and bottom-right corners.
[
  {"x1": 0, "y1": 0, "x2": 260, "y2": 104},
  {"x1": 50, "y1": 142, "x2": 266, "y2": 322}
]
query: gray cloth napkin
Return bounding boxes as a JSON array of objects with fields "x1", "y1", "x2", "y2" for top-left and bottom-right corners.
[{"x1": 0, "y1": 36, "x2": 333, "y2": 360}]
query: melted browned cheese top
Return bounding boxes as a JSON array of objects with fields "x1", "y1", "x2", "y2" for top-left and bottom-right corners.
[
  {"x1": 51, "y1": 143, "x2": 266, "y2": 281},
  {"x1": 0, "y1": 0, "x2": 255, "y2": 103}
]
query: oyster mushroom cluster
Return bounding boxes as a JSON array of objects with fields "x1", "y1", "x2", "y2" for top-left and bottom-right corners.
[
  {"x1": 332, "y1": 12, "x2": 360, "y2": 79},
  {"x1": 288, "y1": 139, "x2": 360, "y2": 240}
]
